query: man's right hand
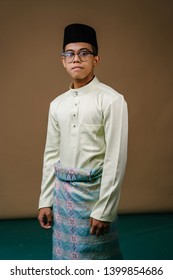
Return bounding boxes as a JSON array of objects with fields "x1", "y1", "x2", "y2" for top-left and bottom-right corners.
[{"x1": 38, "y1": 207, "x2": 53, "y2": 229}]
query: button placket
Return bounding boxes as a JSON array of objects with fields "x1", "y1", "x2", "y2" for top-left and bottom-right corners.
[
  {"x1": 72, "y1": 92, "x2": 79, "y2": 129},
  {"x1": 70, "y1": 93, "x2": 79, "y2": 147}
]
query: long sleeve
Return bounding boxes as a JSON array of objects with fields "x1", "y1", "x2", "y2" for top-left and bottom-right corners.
[
  {"x1": 38, "y1": 105, "x2": 61, "y2": 208},
  {"x1": 90, "y1": 96, "x2": 128, "y2": 222}
]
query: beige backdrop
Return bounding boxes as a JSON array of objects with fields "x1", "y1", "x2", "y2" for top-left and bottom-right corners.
[{"x1": 0, "y1": 0, "x2": 173, "y2": 219}]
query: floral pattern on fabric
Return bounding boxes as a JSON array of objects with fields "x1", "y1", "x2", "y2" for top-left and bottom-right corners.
[{"x1": 52, "y1": 162, "x2": 122, "y2": 260}]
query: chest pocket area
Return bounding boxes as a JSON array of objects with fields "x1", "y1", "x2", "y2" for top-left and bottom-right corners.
[{"x1": 80, "y1": 124, "x2": 105, "y2": 153}]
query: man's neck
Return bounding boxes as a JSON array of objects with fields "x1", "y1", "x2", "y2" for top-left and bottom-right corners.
[{"x1": 72, "y1": 75, "x2": 95, "y2": 89}]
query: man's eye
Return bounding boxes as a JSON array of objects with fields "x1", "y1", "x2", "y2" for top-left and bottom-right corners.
[
  {"x1": 66, "y1": 52, "x2": 74, "y2": 57},
  {"x1": 79, "y1": 51, "x2": 89, "y2": 56}
]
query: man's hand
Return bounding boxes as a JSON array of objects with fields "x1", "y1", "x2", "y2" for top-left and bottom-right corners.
[
  {"x1": 38, "y1": 207, "x2": 53, "y2": 229},
  {"x1": 90, "y1": 217, "x2": 110, "y2": 237}
]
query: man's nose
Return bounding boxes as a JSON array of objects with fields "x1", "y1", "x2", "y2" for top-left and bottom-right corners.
[{"x1": 73, "y1": 53, "x2": 80, "y2": 62}]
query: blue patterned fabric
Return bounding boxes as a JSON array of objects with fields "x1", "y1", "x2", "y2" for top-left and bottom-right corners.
[{"x1": 52, "y1": 162, "x2": 122, "y2": 260}]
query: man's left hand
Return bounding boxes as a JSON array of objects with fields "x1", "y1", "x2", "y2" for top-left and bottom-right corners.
[{"x1": 90, "y1": 218, "x2": 110, "y2": 236}]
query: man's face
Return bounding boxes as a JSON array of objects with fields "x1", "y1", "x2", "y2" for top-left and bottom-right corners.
[{"x1": 61, "y1": 42, "x2": 99, "y2": 84}]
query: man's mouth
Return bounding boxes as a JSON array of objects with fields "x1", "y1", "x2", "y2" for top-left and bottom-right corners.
[{"x1": 71, "y1": 66, "x2": 83, "y2": 70}]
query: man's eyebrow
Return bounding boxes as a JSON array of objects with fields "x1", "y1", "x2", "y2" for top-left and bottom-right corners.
[{"x1": 65, "y1": 48, "x2": 92, "y2": 52}]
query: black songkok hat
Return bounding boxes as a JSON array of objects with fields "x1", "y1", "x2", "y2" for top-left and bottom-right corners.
[{"x1": 63, "y1": 23, "x2": 98, "y2": 54}]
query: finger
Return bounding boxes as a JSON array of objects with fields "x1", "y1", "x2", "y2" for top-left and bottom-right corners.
[
  {"x1": 90, "y1": 226, "x2": 102, "y2": 236},
  {"x1": 42, "y1": 222, "x2": 52, "y2": 229},
  {"x1": 90, "y1": 226, "x2": 94, "y2": 235},
  {"x1": 38, "y1": 214, "x2": 45, "y2": 227},
  {"x1": 96, "y1": 225, "x2": 109, "y2": 236},
  {"x1": 43, "y1": 224, "x2": 52, "y2": 229},
  {"x1": 90, "y1": 225, "x2": 97, "y2": 235},
  {"x1": 40, "y1": 215, "x2": 52, "y2": 229},
  {"x1": 44, "y1": 215, "x2": 52, "y2": 228},
  {"x1": 39, "y1": 219, "x2": 45, "y2": 227},
  {"x1": 96, "y1": 229, "x2": 101, "y2": 237}
]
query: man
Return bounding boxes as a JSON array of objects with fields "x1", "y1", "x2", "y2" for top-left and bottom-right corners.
[{"x1": 38, "y1": 23, "x2": 128, "y2": 260}]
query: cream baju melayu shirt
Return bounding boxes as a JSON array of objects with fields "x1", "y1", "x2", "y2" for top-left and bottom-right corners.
[{"x1": 39, "y1": 77, "x2": 128, "y2": 222}]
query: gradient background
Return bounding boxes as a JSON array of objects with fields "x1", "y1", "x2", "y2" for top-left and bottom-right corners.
[{"x1": 0, "y1": 0, "x2": 173, "y2": 219}]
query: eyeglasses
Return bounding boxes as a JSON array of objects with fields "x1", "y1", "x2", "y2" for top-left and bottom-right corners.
[{"x1": 61, "y1": 50, "x2": 95, "y2": 63}]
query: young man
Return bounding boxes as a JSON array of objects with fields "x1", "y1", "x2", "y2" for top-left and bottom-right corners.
[{"x1": 38, "y1": 23, "x2": 128, "y2": 260}]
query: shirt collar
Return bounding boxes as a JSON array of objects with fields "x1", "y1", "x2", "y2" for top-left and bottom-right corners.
[{"x1": 69, "y1": 76, "x2": 99, "y2": 96}]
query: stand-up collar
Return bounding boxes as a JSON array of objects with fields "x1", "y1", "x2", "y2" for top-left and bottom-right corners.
[{"x1": 69, "y1": 76, "x2": 99, "y2": 96}]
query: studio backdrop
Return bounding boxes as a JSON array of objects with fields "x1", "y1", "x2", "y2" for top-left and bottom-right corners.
[{"x1": 0, "y1": 0, "x2": 173, "y2": 218}]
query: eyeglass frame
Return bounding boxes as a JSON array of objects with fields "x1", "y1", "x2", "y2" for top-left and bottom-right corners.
[{"x1": 61, "y1": 48, "x2": 96, "y2": 63}]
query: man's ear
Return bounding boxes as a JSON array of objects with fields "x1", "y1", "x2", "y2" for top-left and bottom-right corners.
[
  {"x1": 61, "y1": 56, "x2": 66, "y2": 68},
  {"x1": 93, "y1": 55, "x2": 100, "y2": 67}
]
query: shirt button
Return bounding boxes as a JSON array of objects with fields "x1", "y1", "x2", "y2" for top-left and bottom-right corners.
[
  {"x1": 75, "y1": 91, "x2": 78, "y2": 96},
  {"x1": 73, "y1": 114, "x2": 76, "y2": 117},
  {"x1": 73, "y1": 125, "x2": 76, "y2": 128}
]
